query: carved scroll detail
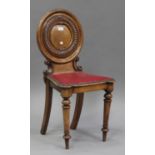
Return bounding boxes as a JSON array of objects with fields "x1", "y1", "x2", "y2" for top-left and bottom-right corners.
[{"x1": 73, "y1": 56, "x2": 83, "y2": 71}]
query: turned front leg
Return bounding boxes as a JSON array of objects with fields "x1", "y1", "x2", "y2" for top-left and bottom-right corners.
[
  {"x1": 62, "y1": 96, "x2": 71, "y2": 149},
  {"x1": 102, "y1": 84, "x2": 113, "y2": 141}
]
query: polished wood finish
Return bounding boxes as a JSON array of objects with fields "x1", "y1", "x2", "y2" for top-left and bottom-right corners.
[
  {"x1": 70, "y1": 93, "x2": 84, "y2": 129},
  {"x1": 40, "y1": 76, "x2": 53, "y2": 135},
  {"x1": 61, "y1": 95, "x2": 71, "y2": 149},
  {"x1": 50, "y1": 25, "x2": 72, "y2": 49},
  {"x1": 37, "y1": 9, "x2": 83, "y2": 64},
  {"x1": 102, "y1": 83, "x2": 113, "y2": 141},
  {"x1": 37, "y1": 9, "x2": 115, "y2": 149}
]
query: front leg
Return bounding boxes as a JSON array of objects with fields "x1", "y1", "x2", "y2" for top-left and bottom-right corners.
[
  {"x1": 61, "y1": 95, "x2": 71, "y2": 149},
  {"x1": 102, "y1": 83, "x2": 113, "y2": 141}
]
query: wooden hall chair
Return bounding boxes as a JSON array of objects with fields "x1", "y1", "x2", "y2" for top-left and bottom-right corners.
[{"x1": 36, "y1": 9, "x2": 115, "y2": 149}]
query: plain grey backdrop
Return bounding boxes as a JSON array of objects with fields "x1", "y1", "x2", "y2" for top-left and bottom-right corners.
[{"x1": 31, "y1": 0, "x2": 125, "y2": 155}]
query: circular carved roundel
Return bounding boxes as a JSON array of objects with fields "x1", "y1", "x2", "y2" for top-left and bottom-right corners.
[{"x1": 37, "y1": 9, "x2": 83, "y2": 63}]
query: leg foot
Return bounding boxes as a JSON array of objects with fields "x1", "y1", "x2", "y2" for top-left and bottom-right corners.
[
  {"x1": 102, "y1": 129, "x2": 109, "y2": 141},
  {"x1": 63, "y1": 135, "x2": 71, "y2": 149},
  {"x1": 65, "y1": 139, "x2": 69, "y2": 149}
]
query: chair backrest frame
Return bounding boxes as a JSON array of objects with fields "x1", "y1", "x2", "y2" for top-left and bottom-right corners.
[{"x1": 37, "y1": 9, "x2": 83, "y2": 73}]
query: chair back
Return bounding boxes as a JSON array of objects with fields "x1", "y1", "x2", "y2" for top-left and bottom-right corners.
[{"x1": 37, "y1": 9, "x2": 83, "y2": 73}]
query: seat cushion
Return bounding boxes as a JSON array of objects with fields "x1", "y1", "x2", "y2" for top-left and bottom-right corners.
[{"x1": 47, "y1": 71, "x2": 114, "y2": 87}]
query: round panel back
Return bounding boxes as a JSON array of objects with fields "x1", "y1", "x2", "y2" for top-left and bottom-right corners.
[{"x1": 37, "y1": 9, "x2": 83, "y2": 63}]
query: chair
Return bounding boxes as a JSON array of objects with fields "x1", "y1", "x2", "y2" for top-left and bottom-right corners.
[{"x1": 36, "y1": 9, "x2": 115, "y2": 149}]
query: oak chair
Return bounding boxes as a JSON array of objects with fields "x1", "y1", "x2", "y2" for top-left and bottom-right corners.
[{"x1": 37, "y1": 9, "x2": 115, "y2": 149}]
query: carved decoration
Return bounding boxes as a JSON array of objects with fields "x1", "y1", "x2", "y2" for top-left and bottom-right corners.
[
  {"x1": 37, "y1": 9, "x2": 83, "y2": 63},
  {"x1": 73, "y1": 56, "x2": 83, "y2": 71},
  {"x1": 62, "y1": 97, "x2": 71, "y2": 149},
  {"x1": 102, "y1": 83, "x2": 113, "y2": 141}
]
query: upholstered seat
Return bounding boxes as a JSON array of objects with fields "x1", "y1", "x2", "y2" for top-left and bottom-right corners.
[{"x1": 48, "y1": 72, "x2": 114, "y2": 87}]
